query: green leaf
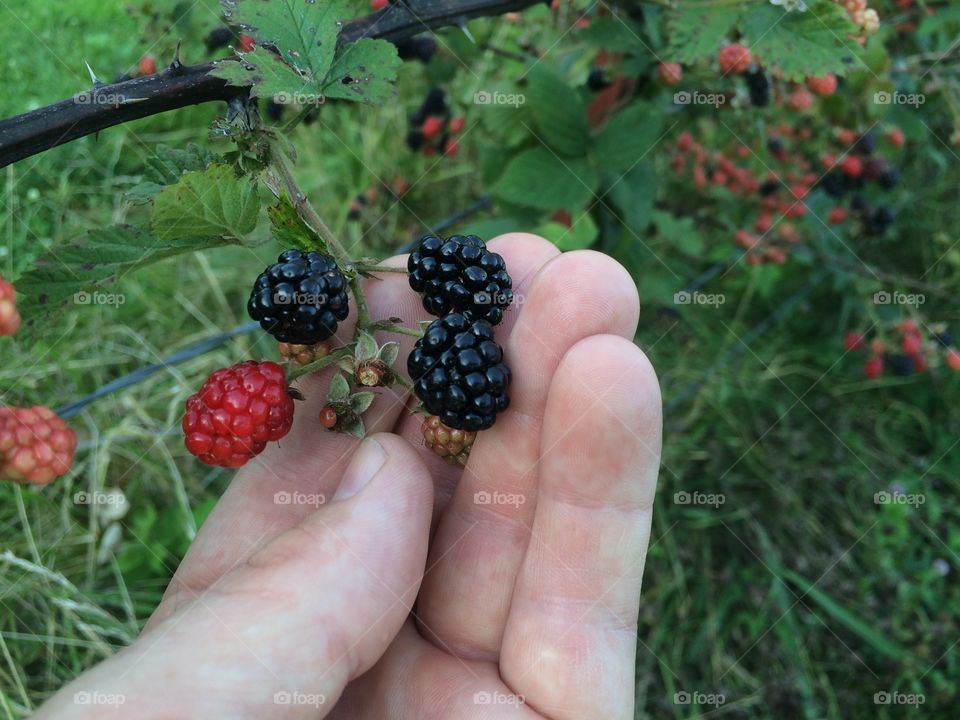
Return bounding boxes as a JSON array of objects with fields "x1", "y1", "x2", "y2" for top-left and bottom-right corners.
[
  {"x1": 151, "y1": 164, "x2": 260, "y2": 241},
  {"x1": 526, "y1": 66, "x2": 589, "y2": 157},
  {"x1": 328, "y1": 374, "x2": 351, "y2": 402},
  {"x1": 268, "y1": 195, "x2": 324, "y2": 252},
  {"x1": 211, "y1": 48, "x2": 318, "y2": 103},
  {"x1": 321, "y1": 39, "x2": 401, "y2": 105},
  {"x1": 739, "y1": 2, "x2": 861, "y2": 81},
  {"x1": 605, "y1": 161, "x2": 656, "y2": 233},
  {"x1": 667, "y1": 4, "x2": 741, "y2": 64},
  {"x1": 653, "y1": 210, "x2": 703, "y2": 256},
  {"x1": 15, "y1": 227, "x2": 234, "y2": 328},
  {"x1": 378, "y1": 341, "x2": 400, "y2": 366},
  {"x1": 128, "y1": 143, "x2": 220, "y2": 204},
  {"x1": 536, "y1": 213, "x2": 598, "y2": 251},
  {"x1": 350, "y1": 392, "x2": 376, "y2": 414},
  {"x1": 354, "y1": 331, "x2": 378, "y2": 362},
  {"x1": 580, "y1": 16, "x2": 647, "y2": 53},
  {"x1": 222, "y1": 0, "x2": 349, "y2": 81},
  {"x1": 491, "y1": 147, "x2": 598, "y2": 211},
  {"x1": 592, "y1": 102, "x2": 665, "y2": 174},
  {"x1": 341, "y1": 416, "x2": 365, "y2": 439}
]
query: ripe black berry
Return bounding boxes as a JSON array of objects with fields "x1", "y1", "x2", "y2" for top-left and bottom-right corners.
[
  {"x1": 206, "y1": 26, "x2": 233, "y2": 51},
  {"x1": 407, "y1": 313, "x2": 511, "y2": 431},
  {"x1": 396, "y1": 35, "x2": 437, "y2": 63},
  {"x1": 247, "y1": 250, "x2": 349, "y2": 344},
  {"x1": 886, "y1": 353, "x2": 915, "y2": 376},
  {"x1": 745, "y1": 68, "x2": 770, "y2": 107},
  {"x1": 408, "y1": 234, "x2": 513, "y2": 325},
  {"x1": 878, "y1": 168, "x2": 900, "y2": 190},
  {"x1": 855, "y1": 131, "x2": 876, "y2": 154},
  {"x1": 587, "y1": 68, "x2": 610, "y2": 92}
]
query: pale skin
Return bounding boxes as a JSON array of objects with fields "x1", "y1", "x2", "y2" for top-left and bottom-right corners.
[{"x1": 36, "y1": 233, "x2": 662, "y2": 719}]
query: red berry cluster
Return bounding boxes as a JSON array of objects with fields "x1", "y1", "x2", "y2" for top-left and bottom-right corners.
[
  {"x1": 405, "y1": 87, "x2": 463, "y2": 158},
  {"x1": 0, "y1": 407, "x2": 77, "y2": 485},
  {"x1": 347, "y1": 175, "x2": 410, "y2": 221},
  {"x1": 846, "y1": 320, "x2": 960, "y2": 378},
  {"x1": 0, "y1": 276, "x2": 21, "y2": 336},
  {"x1": 182, "y1": 361, "x2": 295, "y2": 467}
]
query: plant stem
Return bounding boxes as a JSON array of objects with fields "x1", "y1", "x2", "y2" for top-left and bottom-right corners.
[
  {"x1": 286, "y1": 349, "x2": 351, "y2": 383},
  {"x1": 356, "y1": 264, "x2": 409, "y2": 274},
  {"x1": 368, "y1": 321, "x2": 423, "y2": 338}
]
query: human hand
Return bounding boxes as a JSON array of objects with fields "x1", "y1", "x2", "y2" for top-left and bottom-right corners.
[{"x1": 35, "y1": 233, "x2": 661, "y2": 719}]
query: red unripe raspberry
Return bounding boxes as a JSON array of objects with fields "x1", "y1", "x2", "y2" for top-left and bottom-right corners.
[
  {"x1": 778, "y1": 223, "x2": 800, "y2": 243},
  {"x1": 913, "y1": 354, "x2": 927, "y2": 372},
  {"x1": 843, "y1": 332, "x2": 865, "y2": 351},
  {"x1": 806, "y1": 73, "x2": 837, "y2": 96},
  {"x1": 239, "y1": 34, "x2": 255, "y2": 52},
  {"x1": 0, "y1": 277, "x2": 20, "y2": 336},
  {"x1": 746, "y1": 254, "x2": 764, "y2": 266},
  {"x1": 0, "y1": 407, "x2": 76, "y2": 485},
  {"x1": 443, "y1": 137, "x2": 459, "y2": 157},
  {"x1": 139, "y1": 55, "x2": 157, "y2": 76},
  {"x1": 575, "y1": 17, "x2": 590, "y2": 29},
  {"x1": 837, "y1": 128, "x2": 857, "y2": 145},
  {"x1": 864, "y1": 356, "x2": 884, "y2": 379},
  {"x1": 946, "y1": 348, "x2": 960, "y2": 371},
  {"x1": 788, "y1": 87, "x2": 813, "y2": 111},
  {"x1": 658, "y1": 62, "x2": 683, "y2": 86},
  {"x1": 676, "y1": 132, "x2": 694, "y2": 152},
  {"x1": 784, "y1": 203, "x2": 807, "y2": 219},
  {"x1": 319, "y1": 405, "x2": 338, "y2": 429},
  {"x1": 712, "y1": 170, "x2": 728, "y2": 186},
  {"x1": 734, "y1": 229, "x2": 758, "y2": 249},
  {"x1": 550, "y1": 208, "x2": 573, "y2": 228},
  {"x1": 829, "y1": 207, "x2": 846, "y2": 225},
  {"x1": 421, "y1": 116, "x2": 443, "y2": 141},
  {"x1": 898, "y1": 319, "x2": 918, "y2": 334},
  {"x1": 840, "y1": 155, "x2": 862, "y2": 177},
  {"x1": 371, "y1": 0, "x2": 389, "y2": 9},
  {"x1": 766, "y1": 247, "x2": 787, "y2": 264},
  {"x1": 902, "y1": 333, "x2": 922, "y2": 355},
  {"x1": 821, "y1": 153, "x2": 836, "y2": 169},
  {"x1": 718, "y1": 43, "x2": 752, "y2": 74},
  {"x1": 790, "y1": 184, "x2": 809, "y2": 201},
  {"x1": 755, "y1": 213, "x2": 772, "y2": 234},
  {"x1": 182, "y1": 361, "x2": 294, "y2": 468},
  {"x1": 886, "y1": 128, "x2": 905, "y2": 147},
  {"x1": 449, "y1": 116, "x2": 466, "y2": 134}
]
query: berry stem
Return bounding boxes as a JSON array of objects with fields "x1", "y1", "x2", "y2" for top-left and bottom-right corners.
[
  {"x1": 286, "y1": 347, "x2": 352, "y2": 383},
  {"x1": 367, "y1": 321, "x2": 423, "y2": 338},
  {"x1": 356, "y1": 264, "x2": 409, "y2": 275}
]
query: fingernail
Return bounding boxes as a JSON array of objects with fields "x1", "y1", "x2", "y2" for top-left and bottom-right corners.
[{"x1": 334, "y1": 438, "x2": 386, "y2": 500}]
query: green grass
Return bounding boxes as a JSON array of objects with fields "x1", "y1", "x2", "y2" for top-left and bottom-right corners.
[{"x1": 2, "y1": 1, "x2": 960, "y2": 718}]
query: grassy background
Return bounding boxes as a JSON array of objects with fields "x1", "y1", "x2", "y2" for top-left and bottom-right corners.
[{"x1": 2, "y1": 1, "x2": 959, "y2": 718}]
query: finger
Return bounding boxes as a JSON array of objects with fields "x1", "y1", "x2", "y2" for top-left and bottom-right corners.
[
  {"x1": 44, "y1": 435, "x2": 433, "y2": 719},
  {"x1": 391, "y1": 232, "x2": 561, "y2": 514},
  {"x1": 417, "y1": 251, "x2": 641, "y2": 660},
  {"x1": 500, "y1": 336, "x2": 661, "y2": 719}
]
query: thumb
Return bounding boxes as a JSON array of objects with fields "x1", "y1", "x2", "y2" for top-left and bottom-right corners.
[{"x1": 36, "y1": 433, "x2": 433, "y2": 720}]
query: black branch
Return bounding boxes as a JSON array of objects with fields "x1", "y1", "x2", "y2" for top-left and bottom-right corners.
[{"x1": 0, "y1": 0, "x2": 540, "y2": 168}]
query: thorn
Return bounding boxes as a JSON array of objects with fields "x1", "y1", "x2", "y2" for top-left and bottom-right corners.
[
  {"x1": 169, "y1": 40, "x2": 185, "y2": 75},
  {"x1": 457, "y1": 20, "x2": 476, "y2": 44},
  {"x1": 119, "y1": 97, "x2": 149, "y2": 105},
  {"x1": 85, "y1": 61, "x2": 103, "y2": 87}
]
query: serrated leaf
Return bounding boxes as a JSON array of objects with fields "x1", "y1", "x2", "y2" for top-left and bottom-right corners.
[
  {"x1": 593, "y1": 102, "x2": 665, "y2": 174},
  {"x1": 606, "y1": 161, "x2": 656, "y2": 232},
  {"x1": 350, "y1": 392, "x2": 376, "y2": 414},
  {"x1": 355, "y1": 331, "x2": 378, "y2": 361},
  {"x1": 739, "y1": 2, "x2": 861, "y2": 81},
  {"x1": 146, "y1": 143, "x2": 220, "y2": 185},
  {"x1": 336, "y1": 357, "x2": 356, "y2": 374},
  {"x1": 15, "y1": 227, "x2": 234, "y2": 329},
  {"x1": 580, "y1": 16, "x2": 647, "y2": 53},
  {"x1": 222, "y1": 0, "x2": 349, "y2": 80},
  {"x1": 536, "y1": 214, "x2": 598, "y2": 251},
  {"x1": 211, "y1": 48, "x2": 318, "y2": 103},
  {"x1": 151, "y1": 164, "x2": 260, "y2": 241},
  {"x1": 124, "y1": 181, "x2": 166, "y2": 205},
  {"x1": 526, "y1": 66, "x2": 589, "y2": 157},
  {"x1": 491, "y1": 147, "x2": 598, "y2": 211},
  {"x1": 328, "y1": 373, "x2": 351, "y2": 402},
  {"x1": 653, "y1": 210, "x2": 703, "y2": 257},
  {"x1": 667, "y1": 4, "x2": 741, "y2": 64},
  {"x1": 378, "y1": 341, "x2": 400, "y2": 366},
  {"x1": 268, "y1": 195, "x2": 324, "y2": 252},
  {"x1": 322, "y1": 39, "x2": 401, "y2": 105}
]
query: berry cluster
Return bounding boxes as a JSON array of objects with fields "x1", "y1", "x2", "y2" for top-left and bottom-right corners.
[
  {"x1": 846, "y1": 320, "x2": 960, "y2": 378},
  {"x1": 407, "y1": 234, "x2": 513, "y2": 438},
  {"x1": 0, "y1": 407, "x2": 77, "y2": 485},
  {"x1": 818, "y1": 127, "x2": 901, "y2": 236},
  {"x1": 0, "y1": 276, "x2": 21, "y2": 336},
  {"x1": 182, "y1": 361, "x2": 295, "y2": 467},
  {"x1": 405, "y1": 87, "x2": 463, "y2": 158},
  {"x1": 247, "y1": 250, "x2": 350, "y2": 345}
]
